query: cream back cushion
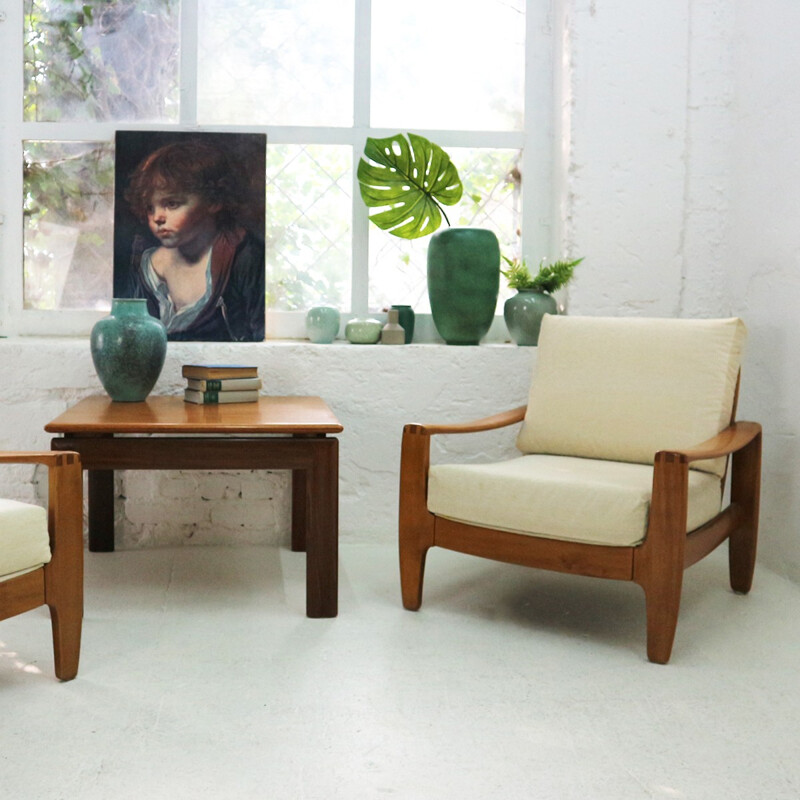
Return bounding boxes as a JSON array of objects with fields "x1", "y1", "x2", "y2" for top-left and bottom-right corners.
[{"x1": 516, "y1": 315, "x2": 746, "y2": 477}]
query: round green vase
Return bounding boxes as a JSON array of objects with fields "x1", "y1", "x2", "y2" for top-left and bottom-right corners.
[
  {"x1": 427, "y1": 228, "x2": 500, "y2": 345},
  {"x1": 306, "y1": 306, "x2": 341, "y2": 343},
  {"x1": 90, "y1": 298, "x2": 167, "y2": 401},
  {"x1": 503, "y1": 289, "x2": 558, "y2": 346}
]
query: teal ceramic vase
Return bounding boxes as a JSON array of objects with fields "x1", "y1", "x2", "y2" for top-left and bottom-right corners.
[
  {"x1": 306, "y1": 306, "x2": 341, "y2": 343},
  {"x1": 390, "y1": 305, "x2": 415, "y2": 344},
  {"x1": 427, "y1": 228, "x2": 500, "y2": 345},
  {"x1": 90, "y1": 298, "x2": 167, "y2": 401},
  {"x1": 503, "y1": 290, "x2": 558, "y2": 346}
]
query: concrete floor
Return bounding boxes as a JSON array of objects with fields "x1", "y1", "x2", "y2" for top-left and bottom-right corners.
[{"x1": 1, "y1": 542, "x2": 798, "y2": 799}]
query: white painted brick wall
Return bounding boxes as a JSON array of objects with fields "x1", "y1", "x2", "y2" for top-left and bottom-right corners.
[
  {"x1": 0, "y1": 339, "x2": 532, "y2": 549},
  {"x1": 561, "y1": 0, "x2": 800, "y2": 579}
]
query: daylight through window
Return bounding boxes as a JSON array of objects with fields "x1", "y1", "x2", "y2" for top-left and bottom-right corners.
[{"x1": 6, "y1": 0, "x2": 550, "y2": 337}]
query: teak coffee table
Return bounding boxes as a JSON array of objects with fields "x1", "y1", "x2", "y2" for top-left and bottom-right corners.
[{"x1": 46, "y1": 395, "x2": 343, "y2": 618}]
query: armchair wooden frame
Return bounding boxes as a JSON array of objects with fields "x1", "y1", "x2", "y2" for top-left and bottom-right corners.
[
  {"x1": 399, "y1": 405, "x2": 762, "y2": 664},
  {"x1": 0, "y1": 451, "x2": 83, "y2": 680}
]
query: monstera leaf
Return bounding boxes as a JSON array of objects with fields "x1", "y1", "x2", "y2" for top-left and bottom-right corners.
[{"x1": 357, "y1": 133, "x2": 463, "y2": 239}]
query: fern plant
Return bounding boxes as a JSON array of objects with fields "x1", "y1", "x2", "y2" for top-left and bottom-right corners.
[{"x1": 501, "y1": 256, "x2": 583, "y2": 293}]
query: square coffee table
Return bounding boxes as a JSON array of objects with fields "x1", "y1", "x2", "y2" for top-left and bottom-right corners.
[{"x1": 46, "y1": 395, "x2": 343, "y2": 617}]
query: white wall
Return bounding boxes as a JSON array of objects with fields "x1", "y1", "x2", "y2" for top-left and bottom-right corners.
[
  {"x1": 565, "y1": 0, "x2": 800, "y2": 578},
  {"x1": 728, "y1": 1, "x2": 800, "y2": 578},
  {"x1": 0, "y1": 340, "x2": 531, "y2": 548},
  {"x1": 2, "y1": 0, "x2": 798, "y2": 578}
]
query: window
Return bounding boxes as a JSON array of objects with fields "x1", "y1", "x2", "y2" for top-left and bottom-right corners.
[{"x1": 1, "y1": 0, "x2": 557, "y2": 338}]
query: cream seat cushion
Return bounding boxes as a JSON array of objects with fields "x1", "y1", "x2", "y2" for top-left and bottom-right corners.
[
  {"x1": 0, "y1": 498, "x2": 52, "y2": 581},
  {"x1": 516, "y1": 316, "x2": 746, "y2": 477},
  {"x1": 427, "y1": 455, "x2": 723, "y2": 547}
]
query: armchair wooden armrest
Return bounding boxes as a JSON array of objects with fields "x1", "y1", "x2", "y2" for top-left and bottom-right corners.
[
  {"x1": 0, "y1": 451, "x2": 81, "y2": 468},
  {"x1": 399, "y1": 406, "x2": 527, "y2": 611},
  {"x1": 649, "y1": 421, "x2": 761, "y2": 552},
  {"x1": 640, "y1": 420, "x2": 762, "y2": 662},
  {"x1": 656, "y1": 421, "x2": 762, "y2": 463},
  {"x1": 401, "y1": 404, "x2": 527, "y2": 514},
  {"x1": 404, "y1": 405, "x2": 527, "y2": 438},
  {"x1": 0, "y1": 450, "x2": 83, "y2": 552},
  {"x1": 0, "y1": 449, "x2": 83, "y2": 680}
]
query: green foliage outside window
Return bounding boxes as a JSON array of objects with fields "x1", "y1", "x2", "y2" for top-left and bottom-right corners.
[
  {"x1": 20, "y1": 1, "x2": 524, "y2": 316},
  {"x1": 24, "y1": 0, "x2": 179, "y2": 123}
]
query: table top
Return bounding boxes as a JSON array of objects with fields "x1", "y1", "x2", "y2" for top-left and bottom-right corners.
[{"x1": 45, "y1": 395, "x2": 343, "y2": 435}]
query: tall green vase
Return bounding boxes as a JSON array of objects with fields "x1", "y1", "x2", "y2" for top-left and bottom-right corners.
[
  {"x1": 90, "y1": 298, "x2": 167, "y2": 401},
  {"x1": 427, "y1": 228, "x2": 500, "y2": 345}
]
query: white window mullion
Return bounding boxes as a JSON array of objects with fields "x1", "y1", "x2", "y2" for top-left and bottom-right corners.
[
  {"x1": 6, "y1": 1, "x2": 546, "y2": 338},
  {"x1": 521, "y1": 0, "x2": 558, "y2": 265},
  {"x1": 180, "y1": 0, "x2": 200, "y2": 125},
  {"x1": 351, "y1": 0, "x2": 372, "y2": 315},
  {"x1": 0, "y1": 4, "x2": 24, "y2": 335}
]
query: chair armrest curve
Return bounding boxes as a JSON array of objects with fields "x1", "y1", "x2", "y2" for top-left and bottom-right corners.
[
  {"x1": 658, "y1": 421, "x2": 762, "y2": 464},
  {"x1": 404, "y1": 406, "x2": 527, "y2": 437}
]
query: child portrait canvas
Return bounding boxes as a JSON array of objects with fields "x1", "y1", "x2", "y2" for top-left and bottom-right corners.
[{"x1": 113, "y1": 131, "x2": 266, "y2": 342}]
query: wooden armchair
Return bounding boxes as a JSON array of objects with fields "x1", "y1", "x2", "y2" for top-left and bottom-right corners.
[
  {"x1": 0, "y1": 451, "x2": 83, "y2": 680},
  {"x1": 399, "y1": 315, "x2": 761, "y2": 663}
]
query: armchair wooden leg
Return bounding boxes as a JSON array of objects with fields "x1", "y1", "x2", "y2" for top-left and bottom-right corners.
[
  {"x1": 636, "y1": 452, "x2": 688, "y2": 664},
  {"x1": 728, "y1": 432, "x2": 761, "y2": 594},
  {"x1": 398, "y1": 425, "x2": 436, "y2": 611},
  {"x1": 729, "y1": 528, "x2": 757, "y2": 595},
  {"x1": 45, "y1": 452, "x2": 84, "y2": 681},
  {"x1": 642, "y1": 571, "x2": 683, "y2": 665},
  {"x1": 399, "y1": 537, "x2": 430, "y2": 611},
  {"x1": 49, "y1": 607, "x2": 82, "y2": 681}
]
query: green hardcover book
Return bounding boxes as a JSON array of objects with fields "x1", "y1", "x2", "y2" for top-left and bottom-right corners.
[
  {"x1": 184, "y1": 389, "x2": 259, "y2": 404},
  {"x1": 185, "y1": 377, "x2": 263, "y2": 392}
]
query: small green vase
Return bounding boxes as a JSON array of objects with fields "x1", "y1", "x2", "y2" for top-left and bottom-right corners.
[
  {"x1": 427, "y1": 228, "x2": 500, "y2": 345},
  {"x1": 390, "y1": 305, "x2": 415, "y2": 344},
  {"x1": 90, "y1": 298, "x2": 167, "y2": 401},
  {"x1": 306, "y1": 306, "x2": 341, "y2": 343},
  {"x1": 503, "y1": 289, "x2": 558, "y2": 346},
  {"x1": 345, "y1": 317, "x2": 382, "y2": 344}
]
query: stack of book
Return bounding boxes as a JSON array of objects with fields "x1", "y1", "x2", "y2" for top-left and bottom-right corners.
[{"x1": 182, "y1": 364, "x2": 262, "y2": 404}]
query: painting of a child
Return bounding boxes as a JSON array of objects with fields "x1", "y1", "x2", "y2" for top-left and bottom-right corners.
[{"x1": 114, "y1": 131, "x2": 266, "y2": 341}]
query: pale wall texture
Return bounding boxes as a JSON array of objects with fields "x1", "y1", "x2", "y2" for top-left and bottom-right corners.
[
  {"x1": 564, "y1": 0, "x2": 800, "y2": 578},
  {"x1": 727, "y1": 1, "x2": 800, "y2": 579},
  {"x1": 0, "y1": 340, "x2": 532, "y2": 548},
  {"x1": 2, "y1": 0, "x2": 799, "y2": 579}
]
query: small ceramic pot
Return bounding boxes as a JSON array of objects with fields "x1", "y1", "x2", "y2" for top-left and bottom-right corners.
[
  {"x1": 306, "y1": 306, "x2": 341, "y2": 343},
  {"x1": 503, "y1": 290, "x2": 558, "y2": 346},
  {"x1": 345, "y1": 317, "x2": 382, "y2": 344},
  {"x1": 391, "y1": 305, "x2": 415, "y2": 343},
  {"x1": 381, "y1": 309, "x2": 405, "y2": 345}
]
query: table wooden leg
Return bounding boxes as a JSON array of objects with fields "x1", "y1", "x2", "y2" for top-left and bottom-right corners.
[
  {"x1": 88, "y1": 470, "x2": 115, "y2": 552},
  {"x1": 305, "y1": 439, "x2": 338, "y2": 618},
  {"x1": 291, "y1": 469, "x2": 307, "y2": 552}
]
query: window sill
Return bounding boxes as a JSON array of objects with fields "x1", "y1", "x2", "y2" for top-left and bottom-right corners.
[
  {"x1": 1, "y1": 315, "x2": 516, "y2": 346},
  {"x1": 267, "y1": 310, "x2": 513, "y2": 345}
]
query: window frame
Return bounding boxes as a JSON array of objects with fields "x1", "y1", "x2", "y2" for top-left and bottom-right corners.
[{"x1": 0, "y1": 0, "x2": 562, "y2": 339}]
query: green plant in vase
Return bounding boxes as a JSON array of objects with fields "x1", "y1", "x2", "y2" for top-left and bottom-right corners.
[
  {"x1": 357, "y1": 133, "x2": 501, "y2": 345},
  {"x1": 501, "y1": 255, "x2": 583, "y2": 346}
]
